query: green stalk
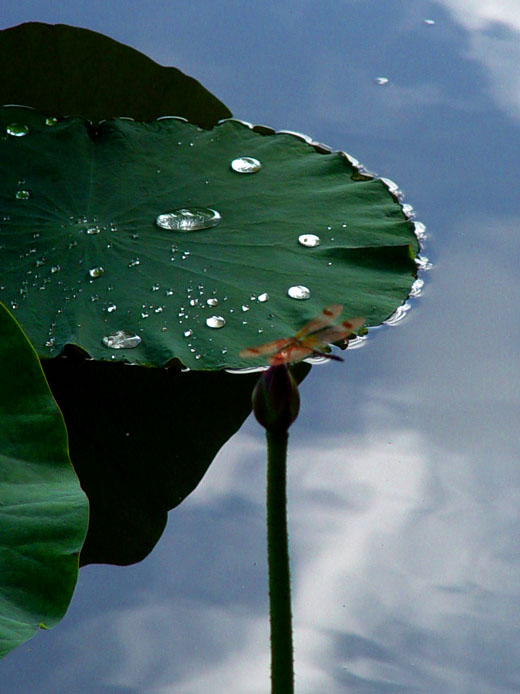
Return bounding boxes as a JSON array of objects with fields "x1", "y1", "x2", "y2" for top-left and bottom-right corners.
[{"x1": 266, "y1": 429, "x2": 294, "y2": 694}]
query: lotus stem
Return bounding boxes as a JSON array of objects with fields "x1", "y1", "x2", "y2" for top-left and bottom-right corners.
[{"x1": 266, "y1": 428, "x2": 294, "y2": 694}]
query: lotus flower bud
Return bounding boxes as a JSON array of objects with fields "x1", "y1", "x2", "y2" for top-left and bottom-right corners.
[{"x1": 252, "y1": 364, "x2": 300, "y2": 433}]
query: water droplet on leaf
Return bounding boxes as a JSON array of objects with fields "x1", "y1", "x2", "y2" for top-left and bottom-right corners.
[
  {"x1": 156, "y1": 207, "x2": 221, "y2": 232},
  {"x1": 287, "y1": 285, "x2": 311, "y2": 300},
  {"x1": 6, "y1": 123, "x2": 29, "y2": 137},
  {"x1": 107, "y1": 303, "x2": 117, "y2": 313},
  {"x1": 206, "y1": 315, "x2": 226, "y2": 329},
  {"x1": 258, "y1": 292, "x2": 269, "y2": 302},
  {"x1": 15, "y1": 190, "x2": 30, "y2": 200},
  {"x1": 298, "y1": 233, "x2": 320, "y2": 247},
  {"x1": 231, "y1": 157, "x2": 262, "y2": 174},
  {"x1": 45, "y1": 117, "x2": 58, "y2": 126},
  {"x1": 102, "y1": 330, "x2": 141, "y2": 349},
  {"x1": 89, "y1": 266, "x2": 105, "y2": 278},
  {"x1": 207, "y1": 297, "x2": 219, "y2": 307}
]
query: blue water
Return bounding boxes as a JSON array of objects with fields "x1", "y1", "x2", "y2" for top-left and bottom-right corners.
[{"x1": 2, "y1": 2, "x2": 520, "y2": 692}]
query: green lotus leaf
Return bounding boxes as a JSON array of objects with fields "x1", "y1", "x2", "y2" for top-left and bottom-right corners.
[
  {"x1": 0, "y1": 302, "x2": 89, "y2": 659},
  {"x1": 0, "y1": 105, "x2": 418, "y2": 370},
  {"x1": 0, "y1": 22, "x2": 231, "y2": 127}
]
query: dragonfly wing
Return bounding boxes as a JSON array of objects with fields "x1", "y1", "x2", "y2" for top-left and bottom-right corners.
[
  {"x1": 294, "y1": 304, "x2": 343, "y2": 339},
  {"x1": 269, "y1": 343, "x2": 313, "y2": 365},
  {"x1": 340, "y1": 316, "x2": 365, "y2": 333},
  {"x1": 304, "y1": 317, "x2": 366, "y2": 351},
  {"x1": 239, "y1": 337, "x2": 293, "y2": 359}
]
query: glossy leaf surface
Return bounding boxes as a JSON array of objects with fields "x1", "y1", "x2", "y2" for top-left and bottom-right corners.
[
  {"x1": 0, "y1": 106, "x2": 418, "y2": 370},
  {"x1": 0, "y1": 303, "x2": 88, "y2": 659}
]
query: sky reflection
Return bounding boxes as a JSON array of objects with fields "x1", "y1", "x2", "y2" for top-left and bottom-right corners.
[{"x1": 2, "y1": 1, "x2": 520, "y2": 692}]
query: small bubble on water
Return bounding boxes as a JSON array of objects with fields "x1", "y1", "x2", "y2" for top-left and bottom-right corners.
[
  {"x1": 287, "y1": 285, "x2": 310, "y2": 300},
  {"x1": 410, "y1": 278, "x2": 424, "y2": 297},
  {"x1": 384, "y1": 303, "x2": 411, "y2": 326}
]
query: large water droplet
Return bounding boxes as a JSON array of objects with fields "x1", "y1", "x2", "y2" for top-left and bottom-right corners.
[
  {"x1": 298, "y1": 233, "x2": 320, "y2": 247},
  {"x1": 258, "y1": 292, "x2": 269, "y2": 302},
  {"x1": 89, "y1": 266, "x2": 105, "y2": 278},
  {"x1": 102, "y1": 330, "x2": 142, "y2": 349},
  {"x1": 6, "y1": 123, "x2": 29, "y2": 137},
  {"x1": 206, "y1": 315, "x2": 226, "y2": 329},
  {"x1": 156, "y1": 208, "x2": 221, "y2": 232},
  {"x1": 288, "y1": 285, "x2": 311, "y2": 300},
  {"x1": 207, "y1": 297, "x2": 219, "y2": 307},
  {"x1": 15, "y1": 190, "x2": 30, "y2": 200},
  {"x1": 231, "y1": 157, "x2": 261, "y2": 174}
]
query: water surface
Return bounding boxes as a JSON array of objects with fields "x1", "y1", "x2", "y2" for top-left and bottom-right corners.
[{"x1": 2, "y1": 2, "x2": 520, "y2": 692}]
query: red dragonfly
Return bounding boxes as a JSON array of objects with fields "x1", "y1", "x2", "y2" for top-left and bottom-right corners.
[{"x1": 239, "y1": 304, "x2": 365, "y2": 365}]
